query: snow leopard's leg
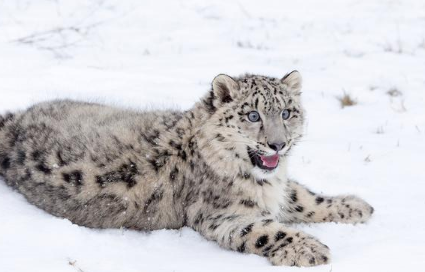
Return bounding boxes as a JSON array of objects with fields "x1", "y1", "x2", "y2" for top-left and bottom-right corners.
[
  {"x1": 192, "y1": 214, "x2": 330, "y2": 267},
  {"x1": 284, "y1": 179, "x2": 374, "y2": 224}
]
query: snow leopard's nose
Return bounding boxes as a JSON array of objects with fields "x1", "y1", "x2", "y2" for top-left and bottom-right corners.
[{"x1": 267, "y1": 142, "x2": 286, "y2": 151}]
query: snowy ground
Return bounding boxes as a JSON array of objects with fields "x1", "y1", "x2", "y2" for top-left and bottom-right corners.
[{"x1": 1, "y1": 0, "x2": 425, "y2": 271}]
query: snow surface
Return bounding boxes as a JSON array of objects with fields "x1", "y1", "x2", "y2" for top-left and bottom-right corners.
[{"x1": 1, "y1": 0, "x2": 425, "y2": 271}]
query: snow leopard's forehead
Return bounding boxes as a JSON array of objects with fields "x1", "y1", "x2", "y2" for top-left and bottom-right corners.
[{"x1": 236, "y1": 75, "x2": 298, "y2": 114}]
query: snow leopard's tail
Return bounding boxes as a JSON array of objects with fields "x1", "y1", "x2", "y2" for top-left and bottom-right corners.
[
  {"x1": 0, "y1": 112, "x2": 16, "y2": 176},
  {"x1": 0, "y1": 113, "x2": 15, "y2": 129}
]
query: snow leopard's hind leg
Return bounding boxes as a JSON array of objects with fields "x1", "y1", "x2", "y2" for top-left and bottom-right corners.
[{"x1": 284, "y1": 179, "x2": 374, "y2": 224}]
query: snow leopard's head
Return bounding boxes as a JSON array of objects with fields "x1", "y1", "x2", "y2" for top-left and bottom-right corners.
[{"x1": 198, "y1": 71, "x2": 305, "y2": 180}]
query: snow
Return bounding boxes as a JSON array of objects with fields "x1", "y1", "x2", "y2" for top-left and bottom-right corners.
[{"x1": 1, "y1": 0, "x2": 425, "y2": 271}]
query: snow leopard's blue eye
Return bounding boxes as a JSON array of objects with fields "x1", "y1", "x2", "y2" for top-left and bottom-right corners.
[
  {"x1": 282, "y1": 109, "x2": 291, "y2": 120},
  {"x1": 247, "y1": 111, "x2": 260, "y2": 122}
]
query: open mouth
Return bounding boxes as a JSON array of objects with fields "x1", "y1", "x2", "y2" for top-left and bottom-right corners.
[{"x1": 248, "y1": 147, "x2": 280, "y2": 171}]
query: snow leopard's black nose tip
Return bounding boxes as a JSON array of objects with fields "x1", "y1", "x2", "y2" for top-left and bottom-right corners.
[{"x1": 267, "y1": 142, "x2": 286, "y2": 151}]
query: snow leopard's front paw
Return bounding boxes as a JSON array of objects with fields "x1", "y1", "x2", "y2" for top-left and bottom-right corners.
[
  {"x1": 269, "y1": 233, "x2": 331, "y2": 267},
  {"x1": 335, "y1": 195, "x2": 374, "y2": 224}
]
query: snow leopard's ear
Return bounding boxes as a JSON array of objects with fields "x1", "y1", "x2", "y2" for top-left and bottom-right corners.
[
  {"x1": 281, "y1": 70, "x2": 302, "y2": 95},
  {"x1": 212, "y1": 74, "x2": 240, "y2": 104}
]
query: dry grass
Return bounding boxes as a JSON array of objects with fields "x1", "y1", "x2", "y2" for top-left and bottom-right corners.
[
  {"x1": 383, "y1": 41, "x2": 403, "y2": 54},
  {"x1": 369, "y1": 85, "x2": 378, "y2": 91},
  {"x1": 337, "y1": 92, "x2": 357, "y2": 108},
  {"x1": 419, "y1": 39, "x2": 425, "y2": 49},
  {"x1": 383, "y1": 26, "x2": 404, "y2": 54},
  {"x1": 387, "y1": 87, "x2": 402, "y2": 97},
  {"x1": 376, "y1": 126, "x2": 385, "y2": 134},
  {"x1": 236, "y1": 40, "x2": 268, "y2": 50},
  {"x1": 364, "y1": 155, "x2": 371, "y2": 163}
]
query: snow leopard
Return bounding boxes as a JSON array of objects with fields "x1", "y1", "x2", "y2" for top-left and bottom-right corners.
[{"x1": 0, "y1": 71, "x2": 374, "y2": 266}]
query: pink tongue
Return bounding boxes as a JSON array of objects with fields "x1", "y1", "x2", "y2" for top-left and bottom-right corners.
[{"x1": 259, "y1": 154, "x2": 279, "y2": 168}]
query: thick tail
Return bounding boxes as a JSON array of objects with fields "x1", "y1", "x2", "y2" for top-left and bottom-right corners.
[
  {"x1": 0, "y1": 112, "x2": 16, "y2": 176},
  {"x1": 0, "y1": 112, "x2": 15, "y2": 130}
]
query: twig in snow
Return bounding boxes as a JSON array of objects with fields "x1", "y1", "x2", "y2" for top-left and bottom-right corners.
[
  {"x1": 236, "y1": 2, "x2": 252, "y2": 18},
  {"x1": 11, "y1": 22, "x2": 103, "y2": 59},
  {"x1": 68, "y1": 259, "x2": 85, "y2": 272},
  {"x1": 9, "y1": 0, "x2": 116, "y2": 59}
]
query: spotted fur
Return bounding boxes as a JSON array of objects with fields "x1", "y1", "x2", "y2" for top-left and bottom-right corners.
[{"x1": 0, "y1": 71, "x2": 373, "y2": 266}]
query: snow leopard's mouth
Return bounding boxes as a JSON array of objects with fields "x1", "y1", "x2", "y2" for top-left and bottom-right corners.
[{"x1": 247, "y1": 147, "x2": 279, "y2": 171}]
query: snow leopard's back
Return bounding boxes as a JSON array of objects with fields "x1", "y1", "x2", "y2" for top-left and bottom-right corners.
[{"x1": 0, "y1": 100, "x2": 189, "y2": 229}]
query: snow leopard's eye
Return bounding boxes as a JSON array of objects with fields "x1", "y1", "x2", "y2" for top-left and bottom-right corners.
[
  {"x1": 282, "y1": 109, "x2": 291, "y2": 120},
  {"x1": 247, "y1": 111, "x2": 260, "y2": 122}
]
